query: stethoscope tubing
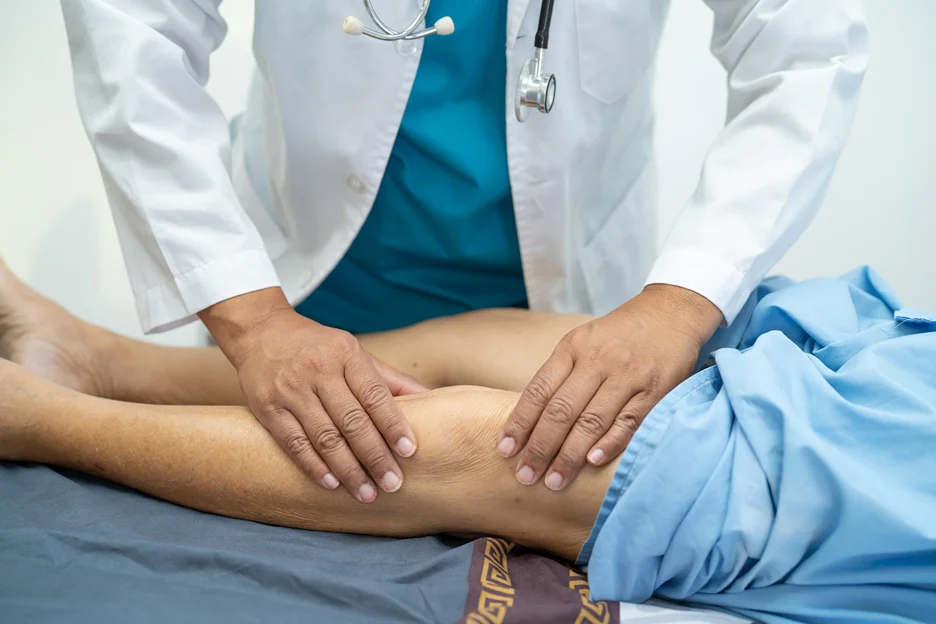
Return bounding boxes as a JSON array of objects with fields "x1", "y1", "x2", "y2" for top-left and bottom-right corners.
[{"x1": 535, "y1": 0, "x2": 556, "y2": 50}]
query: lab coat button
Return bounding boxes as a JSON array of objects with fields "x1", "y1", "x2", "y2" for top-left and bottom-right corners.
[
  {"x1": 346, "y1": 175, "x2": 366, "y2": 193},
  {"x1": 395, "y1": 39, "x2": 419, "y2": 58}
]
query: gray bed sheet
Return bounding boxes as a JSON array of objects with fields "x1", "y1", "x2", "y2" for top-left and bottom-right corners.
[
  {"x1": 1, "y1": 461, "x2": 635, "y2": 624},
  {"x1": 0, "y1": 462, "x2": 475, "y2": 623},
  {"x1": 1, "y1": 462, "x2": 752, "y2": 624}
]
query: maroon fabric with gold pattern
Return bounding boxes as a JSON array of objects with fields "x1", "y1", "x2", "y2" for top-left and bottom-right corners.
[{"x1": 459, "y1": 538, "x2": 619, "y2": 624}]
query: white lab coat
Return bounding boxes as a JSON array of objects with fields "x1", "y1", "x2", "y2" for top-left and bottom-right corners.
[{"x1": 60, "y1": 0, "x2": 869, "y2": 334}]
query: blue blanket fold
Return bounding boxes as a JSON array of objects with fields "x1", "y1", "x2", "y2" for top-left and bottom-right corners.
[{"x1": 583, "y1": 267, "x2": 936, "y2": 624}]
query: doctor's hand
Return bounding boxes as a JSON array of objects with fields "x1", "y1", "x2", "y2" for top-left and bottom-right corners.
[
  {"x1": 496, "y1": 284, "x2": 723, "y2": 491},
  {"x1": 200, "y1": 288, "x2": 427, "y2": 503}
]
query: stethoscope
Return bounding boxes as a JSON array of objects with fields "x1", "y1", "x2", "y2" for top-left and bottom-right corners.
[{"x1": 343, "y1": 0, "x2": 556, "y2": 123}]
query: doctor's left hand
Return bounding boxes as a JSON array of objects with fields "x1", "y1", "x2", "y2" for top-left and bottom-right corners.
[{"x1": 496, "y1": 284, "x2": 723, "y2": 490}]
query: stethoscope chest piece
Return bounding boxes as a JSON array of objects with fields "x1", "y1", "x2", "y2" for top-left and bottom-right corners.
[
  {"x1": 516, "y1": 52, "x2": 557, "y2": 122},
  {"x1": 515, "y1": 0, "x2": 557, "y2": 123}
]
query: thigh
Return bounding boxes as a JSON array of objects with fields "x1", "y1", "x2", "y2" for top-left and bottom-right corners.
[{"x1": 358, "y1": 309, "x2": 594, "y2": 392}]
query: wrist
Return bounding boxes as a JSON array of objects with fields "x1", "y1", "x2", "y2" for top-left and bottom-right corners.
[
  {"x1": 638, "y1": 284, "x2": 724, "y2": 347},
  {"x1": 198, "y1": 288, "x2": 294, "y2": 363}
]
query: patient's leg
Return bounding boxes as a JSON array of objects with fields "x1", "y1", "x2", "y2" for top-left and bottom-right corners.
[
  {"x1": 0, "y1": 260, "x2": 593, "y2": 403},
  {"x1": 360, "y1": 309, "x2": 595, "y2": 392},
  {"x1": 0, "y1": 359, "x2": 613, "y2": 562}
]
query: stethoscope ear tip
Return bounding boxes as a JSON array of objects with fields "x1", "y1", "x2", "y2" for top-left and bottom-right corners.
[
  {"x1": 433, "y1": 16, "x2": 455, "y2": 36},
  {"x1": 343, "y1": 16, "x2": 365, "y2": 35},
  {"x1": 343, "y1": 4, "x2": 451, "y2": 40}
]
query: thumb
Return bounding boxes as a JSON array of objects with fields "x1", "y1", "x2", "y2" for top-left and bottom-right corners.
[{"x1": 369, "y1": 355, "x2": 429, "y2": 396}]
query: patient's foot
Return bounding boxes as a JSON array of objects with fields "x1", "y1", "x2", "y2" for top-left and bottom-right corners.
[{"x1": 0, "y1": 260, "x2": 112, "y2": 396}]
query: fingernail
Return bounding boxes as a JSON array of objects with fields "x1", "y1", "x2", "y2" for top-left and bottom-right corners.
[
  {"x1": 588, "y1": 449, "x2": 605, "y2": 465},
  {"x1": 497, "y1": 437, "x2": 516, "y2": 457},
  {"x1": 381, "y1": 471, "x2": 402, "y2": 493},
  {"x1": 396, "y1": 437, "x2": 416, "y2": 457},
  {"x1": 322, "y1": 473, "x2": 340, "y2": 489},
  {"x1": 358, "y1": 483, "x2": 377, "y2": 503},
  {"x1": 545, "y1": 472, "x2": 564, "y2": 491},
  {"x1": 517, "y1": 465, "x2": 535, "y2": 486}
]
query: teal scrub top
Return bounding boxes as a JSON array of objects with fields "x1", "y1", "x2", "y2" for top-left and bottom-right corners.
[{"x1": 296, "y1": 0, "x2": 527, "y2": 334}]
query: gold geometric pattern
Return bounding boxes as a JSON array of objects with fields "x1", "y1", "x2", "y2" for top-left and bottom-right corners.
[
  {"x1": 568, "y1": 570, "x2": 611, "y2": 624},
  {"x1": 465, "y1": 539, "x2": 516, "y2": 624}
]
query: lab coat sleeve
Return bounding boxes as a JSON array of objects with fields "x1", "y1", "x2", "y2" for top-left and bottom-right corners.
[
  {"x1": 60, "y1": 0, "x2": 280, "y2": 333},
  {"x1": 644, "y1": 0, "x2": 869, "y2": 323}
]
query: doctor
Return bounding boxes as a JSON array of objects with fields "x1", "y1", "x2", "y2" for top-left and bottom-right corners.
[{"x1": 61, "y1": 0, "x2": 868, "y2": 503}]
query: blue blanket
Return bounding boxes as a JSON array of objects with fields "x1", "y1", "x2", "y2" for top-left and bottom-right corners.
[{"x1": 580, "y1": 268, "x2": 936, "y2": 623}]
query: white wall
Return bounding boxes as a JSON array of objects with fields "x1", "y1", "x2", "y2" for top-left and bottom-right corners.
[
  {"x1": 654, "y1": 1, "x2": 936, "y2": 303},
  {"x1": 1, "y1": 1, "x2": 934, "y2": 347},
  {"x1": 0, "y1": 0, "x2": 255, "y2": 346}
]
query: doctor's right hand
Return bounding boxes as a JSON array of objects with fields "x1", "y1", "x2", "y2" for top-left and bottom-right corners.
[{"x1": 199, "y1": 288, "x2": 426, "y2": 503}]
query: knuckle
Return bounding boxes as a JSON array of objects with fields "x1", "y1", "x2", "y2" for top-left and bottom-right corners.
[
  {"x1": 619, "y1": 350, "x2": 638, "y2": 368},
  {"x1": 587, "y1": 341, "x2": 609, "y2": 361},
  {"x1": 253, "y1": 384, "x2": 276, "y2": 406},
  {"x1": 557, "y1": 336, "x2": 579, "y2": 356},
  {"x1": 332, "y1": 331, "x2": 359, "y2": 358},
  {"x1": 300, "y1": 351, "x2": 328, "y2": 375},
  {"x1": 555, "y1": 451, "x2": 582, "y2": 473},
  {"x1": 274, "y1": 373, "x2": 300, "y2": 395},
  {"x1": 542, "y1": 396, "x2": 576, "y2": 425},
  {"x1": 357, "y1": 380, "x2": 390, "y2": 412},
  {"x1": 523, "y1": 376, "x2": 554, "y2": 407},
  {"x1": 262, "y1": 404, "x2": 291, "y2": 422},
  {"x1": 575, "y1": 411, "x2": 607, "y2": 437},
  {"x1": 358, "y1": 445, "x2": 390, "y2": 470},
  {"x1": 524, "y1": 441, "x2": 552, "y2": 464},
  {"x1": 339, "y1": 467, "x2": 366, "y2": 486},
  {"x1": 312, "y1": 428, "x2": 345, "y2": 453},
  {"x1": 568, "y1": 325, "x2": 592, "y2": 345},
  {"x1": 566, "y1": 327, "x2": 585, "y2": 343},
  {"x1": 283, "y1": 432, "x2": 313, "y2": 457},
  {"x1": 615, "y1": 411, "x2": 642, "y2": 437},
  {"x1": 338, "y1": 408, "x2": 372, "y2": 438}
]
